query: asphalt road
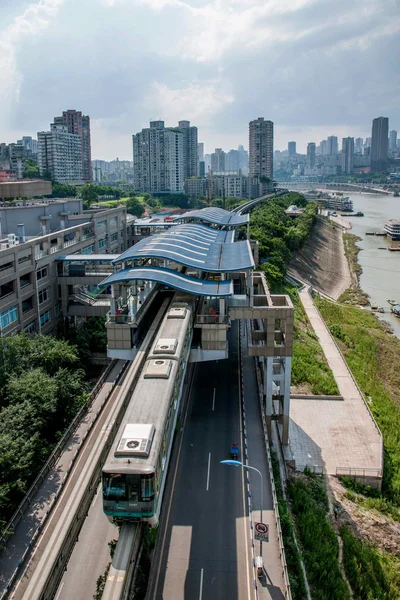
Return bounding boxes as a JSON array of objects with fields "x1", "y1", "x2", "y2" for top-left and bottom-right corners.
[{"x1": 147, "y1": 322, "x2": 253, "y2": 600}]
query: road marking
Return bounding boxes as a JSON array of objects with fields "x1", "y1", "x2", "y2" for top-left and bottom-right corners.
[
  {"x1": 206, "y1": 453, "x2": 211, "y2": 491},
  {"x1": 199, "y1": 568, "x2": 204, "y2": 599},
  {"x1": 54, "y1": 581, "x2": 64, "y2": 600},
  {"x1": 212, "y1": 387, "x2": 216, "y2": 411}
]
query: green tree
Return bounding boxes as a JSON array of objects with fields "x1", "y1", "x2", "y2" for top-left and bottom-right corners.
[
  {"x1": 126, "y1": 197, "x2": 145, "y2": 217},
  {"x1": 81, "y1": 184, "x2": 99, "y2": 208},
  {"x1": 51, "y1": 184, "x2": 78, "y2": 198},
  {"x1": 23, "y1": 158, "x2": 40, "y2": 179}
]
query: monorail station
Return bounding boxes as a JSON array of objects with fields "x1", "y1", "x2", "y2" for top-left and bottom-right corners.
[{"x1": 58, "y1": 207, "x2": 294, "y2": 444}]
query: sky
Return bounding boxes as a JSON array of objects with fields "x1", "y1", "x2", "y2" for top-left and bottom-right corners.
[{"x1": 0, "y1": 0, "x2": 399, "y2": 160}]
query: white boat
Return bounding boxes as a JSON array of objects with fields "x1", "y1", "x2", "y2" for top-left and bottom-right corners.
[{"x1": 384, "y1": 219, "x2": 400, "y2": 240}]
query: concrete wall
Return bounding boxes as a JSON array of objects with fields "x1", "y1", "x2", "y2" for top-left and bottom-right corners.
[{"x1": 0, "y1": 180, "x2": 52, "y2": 198}]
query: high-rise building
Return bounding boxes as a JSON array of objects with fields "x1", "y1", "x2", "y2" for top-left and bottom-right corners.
[
  {"x1": 211, "y1": 148, "x2": 226, "y2": 172},
  {"x1": 198, "y1": 142, "x2": 204, "y2": 162},
  {"x1": 341, "y1": 137, "x2": 354, "y2": 174},
  {"x1": 17, "y1": 136, "x2": 38, "y2": 156},
  {"x1": 371, "y1": 117, "x2": 389, "y2": 172},
  {"x1": 132, "y1": 121, "x2": 184, "y2": 193},
  {"x1": 288, "y1": 141, "x2": 296, "y2": 156},
  {"x1": 204, "y1": 153, "x2": 211, "y2": 172},
  {"x1": 389, "y1": 130, "x2": 398, "y2": 152},
  {"x1": 237, "y1": 145, "x2": 249, "y2": 174},
  {"x1": 355, "y1": 137, "x2": 363, "y2": 154},
  {"x1": 320, "y1": 140, "x2": 328, "y2": 156},
  {"x1": 249, "y1": 118, "x2": 273, "y2": 180},
  {"x1": 226, "y1": 149, "x2": 239, "y2": 171},
  {"x1": 327, "y1": 136, "x2": 338, "y2": 155},
  {"x1": 178, "y1": 121, "x2": 198, "y2": 178},
  {"x1": 53, "y1": 110, "x2": 92, "y2": 182},
  {"x1": 37, "y1": 123, "x2": 83, "y2": 183},
  {"x1": 306, "y1": 143, "x2": 316, "y2": 168}
]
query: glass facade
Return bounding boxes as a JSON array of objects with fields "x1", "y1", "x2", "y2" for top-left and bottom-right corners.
[{"x1": 0, "y1": 306, "x2": 18, "y2": 329}]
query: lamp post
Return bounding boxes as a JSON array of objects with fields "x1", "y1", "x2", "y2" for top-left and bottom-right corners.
[{"x1": 221, "y1": 459, "x2": 264, "y2": 557}]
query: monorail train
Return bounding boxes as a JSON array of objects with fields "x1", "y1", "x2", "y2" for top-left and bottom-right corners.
[{"x1": 102, "y1": 295, "x2": 193, "y2": 526}]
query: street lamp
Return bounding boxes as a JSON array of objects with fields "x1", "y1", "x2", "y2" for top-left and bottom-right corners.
[{"x1": 221, "y1": 459, "x2": 264, "y2": 558}]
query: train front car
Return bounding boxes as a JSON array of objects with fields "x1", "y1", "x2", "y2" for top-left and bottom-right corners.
[{"x1": 102, "y1": 299, "x2": 192, "y2": 526}]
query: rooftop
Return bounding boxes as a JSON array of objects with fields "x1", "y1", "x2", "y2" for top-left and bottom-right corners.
[{"x1": 174, "y1": 207, "x2": 249, "y2": 227}]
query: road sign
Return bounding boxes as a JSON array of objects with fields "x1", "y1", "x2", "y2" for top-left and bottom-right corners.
[{"x1": 254, "y1": 522, "x2": 269, "y2": 543}]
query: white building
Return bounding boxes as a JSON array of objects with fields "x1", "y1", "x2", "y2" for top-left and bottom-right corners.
[
  {"x1": 37, "y1": 124, "x2": 83, "y2": 184},
  {"x1": 178, "y1": 121, "x2": 198, "y2": 178}
]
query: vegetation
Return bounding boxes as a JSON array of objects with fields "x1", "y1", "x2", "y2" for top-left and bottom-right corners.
[
  {"x1": 65, "y1": 317, "x2": 107, "y2": 368},
  {"x1": 126, "y1": 196, "x2": 145, "y2": 217},
  {"x1": 93, "y1": 538, "x2": 118, "y2": 600},
  {"x1": 50, "y1": 183, "x2": 78, "y2": 198},
  {"x1": 249, "y1": 192, "x2": 316, "y2": 286},
  {"x1": 287, "y1": 471, "x2": 350, "y2": 599},
  {"x1": 0, "y1": 334, "x2": 88, "y2": 523},
  {"x1": 315, "y1": 298, "x2": 400, "y2": 505},
  {"x1": 339, "y1": 233, "x2": 369, "y2": 306},
  {"x1": 340, "y1": 525, "x2": 400, "y2": 599},
  {"x1": 270, "y1": 451, "x2": 307, "y2": 599},
  {"x1": 22, "y1": 158, "x2": 40, "y2": 178}
]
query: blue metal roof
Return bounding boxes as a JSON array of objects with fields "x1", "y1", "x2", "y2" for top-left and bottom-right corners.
[
  {"x1": 98, "y1": 267, "x2": 233, "y2": 297},
  {"x1": 112, "y1": 225, "x2": 253, "y2": 272},
  {"x1": 57, "y1": 254, "x2": 120, "y2": 262},
  {"x1": 174, "y1": 207, "x2": 249, "y2": 227}
]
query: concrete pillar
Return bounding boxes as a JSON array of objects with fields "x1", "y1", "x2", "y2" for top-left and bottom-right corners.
[
  {"x1": 264, "y1": 356, "x2": 274, "y2": 439},
  {"x1": 282, "y1": 356, "x2": 292, "y2": 445},
  {"x1": 110, "y1": 285, "x2": 117, "y2": 316},
  {"x1": 219, "y1": 273, "x2": 225, "y2": 320}
]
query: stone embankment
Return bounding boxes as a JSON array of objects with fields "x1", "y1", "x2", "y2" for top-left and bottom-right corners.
[{"x1": 289, "y1": 216, "x2": 351, "y2": 300}]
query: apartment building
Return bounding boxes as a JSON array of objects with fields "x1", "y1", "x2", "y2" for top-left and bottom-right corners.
[
  {"x1": 0, "y1": 200, "x2": 126, "y2": 337},
  {"x1": 371, "y1": 116, "x2": 389, "y2": 173},
  {"x1": 178, "y1": 121, "x2": 198, "y2": 178},
  {"x1": 37, "y1": 124, "x2": 83, "y2": 184},
  {"x1": 53, "y1": 110, "x2": 92, "y2": 183},
  {"x1": 341, "y1": 137, "x2": 355, "y2": 174},
  {"x1": 249, "y1": 118, "x2": 273, "y2": 180},
  {"x1": 185, "y1": 173, "x2": 260, "y2": 199},
  {"x1": 132, "y1": 121, "x2": 184, "y2": 193}
]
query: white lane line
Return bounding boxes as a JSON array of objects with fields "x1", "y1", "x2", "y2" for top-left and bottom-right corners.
[
  {"x1": 212, "y1": 388, "x2": 216, "y2": 411},
  {"x1": 206, "y1": 453, "x2": 211, "y2": 491},
  {"x1": 199, "y1": 568, "x2": 204, "y2": 599},
  {"x1": 54, "y1": 581, "x2": 65, "y2": 600}
]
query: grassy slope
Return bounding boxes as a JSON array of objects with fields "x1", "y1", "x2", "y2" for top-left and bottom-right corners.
[{"x1": 315, "y1": 298, "x2": 400, "y2": 505}]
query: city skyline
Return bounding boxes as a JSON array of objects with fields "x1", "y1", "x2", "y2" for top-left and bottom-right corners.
[{"x1": 1, "y1": 0, "x2": 399, "y2": 160}]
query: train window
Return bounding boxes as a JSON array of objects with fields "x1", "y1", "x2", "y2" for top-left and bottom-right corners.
[
  {"x1": 141, "y1": 474, "x2": 155, "y2": 500},
  {"x1": 127, "y1": 474, "x2": 141, "y2": 501},
  {"x1": 103, "y1": 474, "x2": 127, "y2": 500}
]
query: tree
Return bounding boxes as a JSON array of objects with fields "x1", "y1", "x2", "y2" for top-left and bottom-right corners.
[
  {"x1": 126, "y1": 197, "x2": 145, "y2": 217},
  {"x1": 23, "y1": 158, "x2": 40, "y2": 179},
  {"x1": 81, "y1": 184, "x2": 99, "y2": 208},
  {"x1": 51, "y1": 184, "x2": 77, "y2": 198}
]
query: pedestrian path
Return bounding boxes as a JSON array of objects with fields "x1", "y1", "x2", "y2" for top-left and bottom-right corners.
[
  {"x1": 0, "y1": 360, "x2": 124, "y2": 596},
  {"x1": 241, "y1": 325, "x2": 286, "y2": 600},
  {"x1": 289, "y1": 287, "x2": 382, "y2": 479}
]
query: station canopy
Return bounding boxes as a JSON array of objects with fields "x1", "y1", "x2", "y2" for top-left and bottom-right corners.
[
  {"x1": 174, "y1": 207, "x2": 249, "y2": 227},
  {"x1": 113, "y1": 224, "x2": 254, "y2": 272},
  {"x1": 98, "y1": 266, "x2": 233, "y2": 297}
]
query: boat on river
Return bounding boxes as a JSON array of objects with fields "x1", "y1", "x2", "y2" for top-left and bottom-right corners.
[
  {"x1": 388, "y1": 299, "x2": 398, "y2": 305},
  {"x1": 384, "y1": 219, "x2": 400, "y2": 240}
]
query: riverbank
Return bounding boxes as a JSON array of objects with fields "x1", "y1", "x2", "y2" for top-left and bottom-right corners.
[{"x1": 289, "y1": 216, "x2": 352, "y2": 300}]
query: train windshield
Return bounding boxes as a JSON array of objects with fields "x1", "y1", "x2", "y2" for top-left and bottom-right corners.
[{"x1": 103, "y1": 473, "x2": 155, "y2": 501}]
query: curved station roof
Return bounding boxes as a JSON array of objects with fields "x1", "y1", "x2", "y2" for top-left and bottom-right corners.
[
  {"x1": 113, "y1": 224, "x2": 254, "y2": 272},
  {"x1": 98, "y1": 266, "x2": 233, "y2": 297},
  {"x1": 174, "y1": 207, "x2": 249, "y2": 227}
]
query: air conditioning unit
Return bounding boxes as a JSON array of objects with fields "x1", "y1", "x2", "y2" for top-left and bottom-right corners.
[
  {"x1": 154, "y1": 338, "x2": 177, "y2": 354},
  {"x1": 115, "y1": 423, "x2": 155, "y2": 457}
]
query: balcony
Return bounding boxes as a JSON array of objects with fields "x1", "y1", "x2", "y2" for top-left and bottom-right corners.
[
  {"x1": 35, "y1": 249, "x2": 49, "y2": 260},
  {"x1": 50, "y1": 244, "x2": 62, "y2": 254},
  {"x1": 82, "y1": 232, "x2": 94, "y2": 240},
  {"x1": 64, "y1": 236, "x2": 81, "y2": 248}
]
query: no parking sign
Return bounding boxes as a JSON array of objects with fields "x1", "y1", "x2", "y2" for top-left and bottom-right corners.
[{"x1": 254, "y1": 522, "x2": 269, "y2": 542}]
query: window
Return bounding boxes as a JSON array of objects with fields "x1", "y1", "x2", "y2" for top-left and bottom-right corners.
[
  {"x1": 24, "y1": 321, "x2": 36, "y2": 335},
  {"x1": 55, "y1": 304, "x2": 61, "y2": 317},
  {"x1": 97, "y1": 219, "x2": 106, "y2": 228},
  {"x1": 38, "y1": 287, "x2": 50, "y2": 304},
  {"x1": 22, "y1": 296, "x2": 34, "y2": 313},
  {"x1": 18, "y1": 254, "x2": 31, "y2": 265},
  {"x1": 110, "y1": 233, "x2": 118, "y2": 242},
  {"x1": 98, "y1": 238, "x2": 107, "y2": 249},
  {"x1": 36, "y1": 267, "x2": 47, "y2": 280},
  {"x1": 20, "y1": 273, "x2": 31, "y2": 288},
  {"x1": 1, "y1": 306, "x2": 18, "y2": 329},
  {"x1": 82, "y1": 245, "x2": 95, "y2": 255},
  {"x1": 40, "y1": 311, "x2": 51, "y2": 326},
  {"x1": 0, "y1": 260, "x2": 14, "y2": 272},
  {"x1": 0, "y1": 281, "x2": 14, "y2": 298}
]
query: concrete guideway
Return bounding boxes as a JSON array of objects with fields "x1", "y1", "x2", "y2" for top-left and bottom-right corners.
[
  {"x1": 289, "y1": 287, "x2": 383, "y2": 482},
  {"x1": 0, "y1": 359, "x2": 125, "y2": 598}
]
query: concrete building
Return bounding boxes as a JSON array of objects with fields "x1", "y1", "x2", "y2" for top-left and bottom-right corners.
[
  {"x1": 371, "y1": 116, "x2": 389, "y2": 173},
  {"x1": 132, "y1": 121, "x2": 184, "y2": 194},
  {"x1": 185, "y1": 173, "x2": 260, "y2": 200},
  {"x1": 237, "y1": 145, "x2": 249, "y2": 175},
  {"x1": 288, "y1": 141, "x2": 296, "y2": 156},
  {"x1": 249, "y1": 118, "x2": 273, "y2": 180},
  {"x1": 198, "y1": 142, "x2": 204, "y2": 163},
  {"x1": 0, "y1": 200, "x2": 126, "y2": 337},
  {"x1": 199, "y1": 161, "x2": 205, "y2": 177},
  {"x1": 355, "y1": 137, "x2": 364, "y2": 154},
  {"x1": 37, "y1": 124, "x2": 83, "y2": 184},
  {"x1": 327, "y1": 136, "x2": 338, "y2": 155},
  {"x1": 389, "y1": 130, "x2": 398, "y2": 152},
  {"x1": 306, "y1": 142, "x2": 316, "y2": 168},
  {"x1": 204, "y1": 153, "x2": 211, "y2": 172},
  {"x1": 226, "y1": 149, "x2": 239, "y2": 171},
  {"x1": 185, "y1": 178, "x2": 208, "y2": 198},
  {"x1": 178, "y1": 121, "x2": 198, "y2": 178},
  {"x1": 211, "y1": 149, "x2": 226, "y2": 173},
  {"x1": 0, "y1": 180, "x2": 52, "y2": 200},
  {"x1": 53, "y1": 110, "x2": 92, "y2": 183},
  {"x1": 17, "y1": 137, "x2": 38, "y2": 157},
  {"x1": 341, "y1": 137, "x2": 354, "y2": 174}
]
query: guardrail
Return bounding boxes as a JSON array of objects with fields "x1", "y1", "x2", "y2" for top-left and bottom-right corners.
[
  {"x1": 0, "y1": 359, "x2": 121, "y2": 551},
  {"x1": 307, "y1": 287, "x2": 384, "y2": 480},
  {"x1": 239, "y1": 321, "x2": 292, "y2": 600}
]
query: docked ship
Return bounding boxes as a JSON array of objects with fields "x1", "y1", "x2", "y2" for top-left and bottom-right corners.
[
  {"x1": 324, "y1": 193, "x2": 353, "y2": 212},
  {"x1": 384, "y1": 219, "x2": 400, "y2": 240}
]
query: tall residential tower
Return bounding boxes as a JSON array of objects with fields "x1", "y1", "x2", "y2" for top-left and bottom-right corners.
[
  {"x1": 249, "y1": 118, "x2": 273, "y2": 180},
  {"x1": 371, "y1": 117, "x2": 389, "y2": 173},
  {"x1": 53, "y1": 110, "x2": 92, "y2": 182}
]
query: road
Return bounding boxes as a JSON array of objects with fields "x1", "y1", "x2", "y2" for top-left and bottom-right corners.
[
  {"x1": 54, "y1": 483, "x2": 117, "y2": 600},
  {"x1": 147, "y1": 322, "x2": 252, "y2": 599}
]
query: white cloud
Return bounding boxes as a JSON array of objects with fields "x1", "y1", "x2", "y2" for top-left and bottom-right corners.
[
  {"x1": 146, "y1": 81, "x2": 234, "y2": 127},
  {"x1": 0, "y1": 0, "x2": 64, "y2": 112}
]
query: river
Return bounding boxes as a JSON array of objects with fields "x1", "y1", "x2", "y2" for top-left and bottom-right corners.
[{"x1": 343, "y1": 193, "x2": 400, "y2": 337}]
